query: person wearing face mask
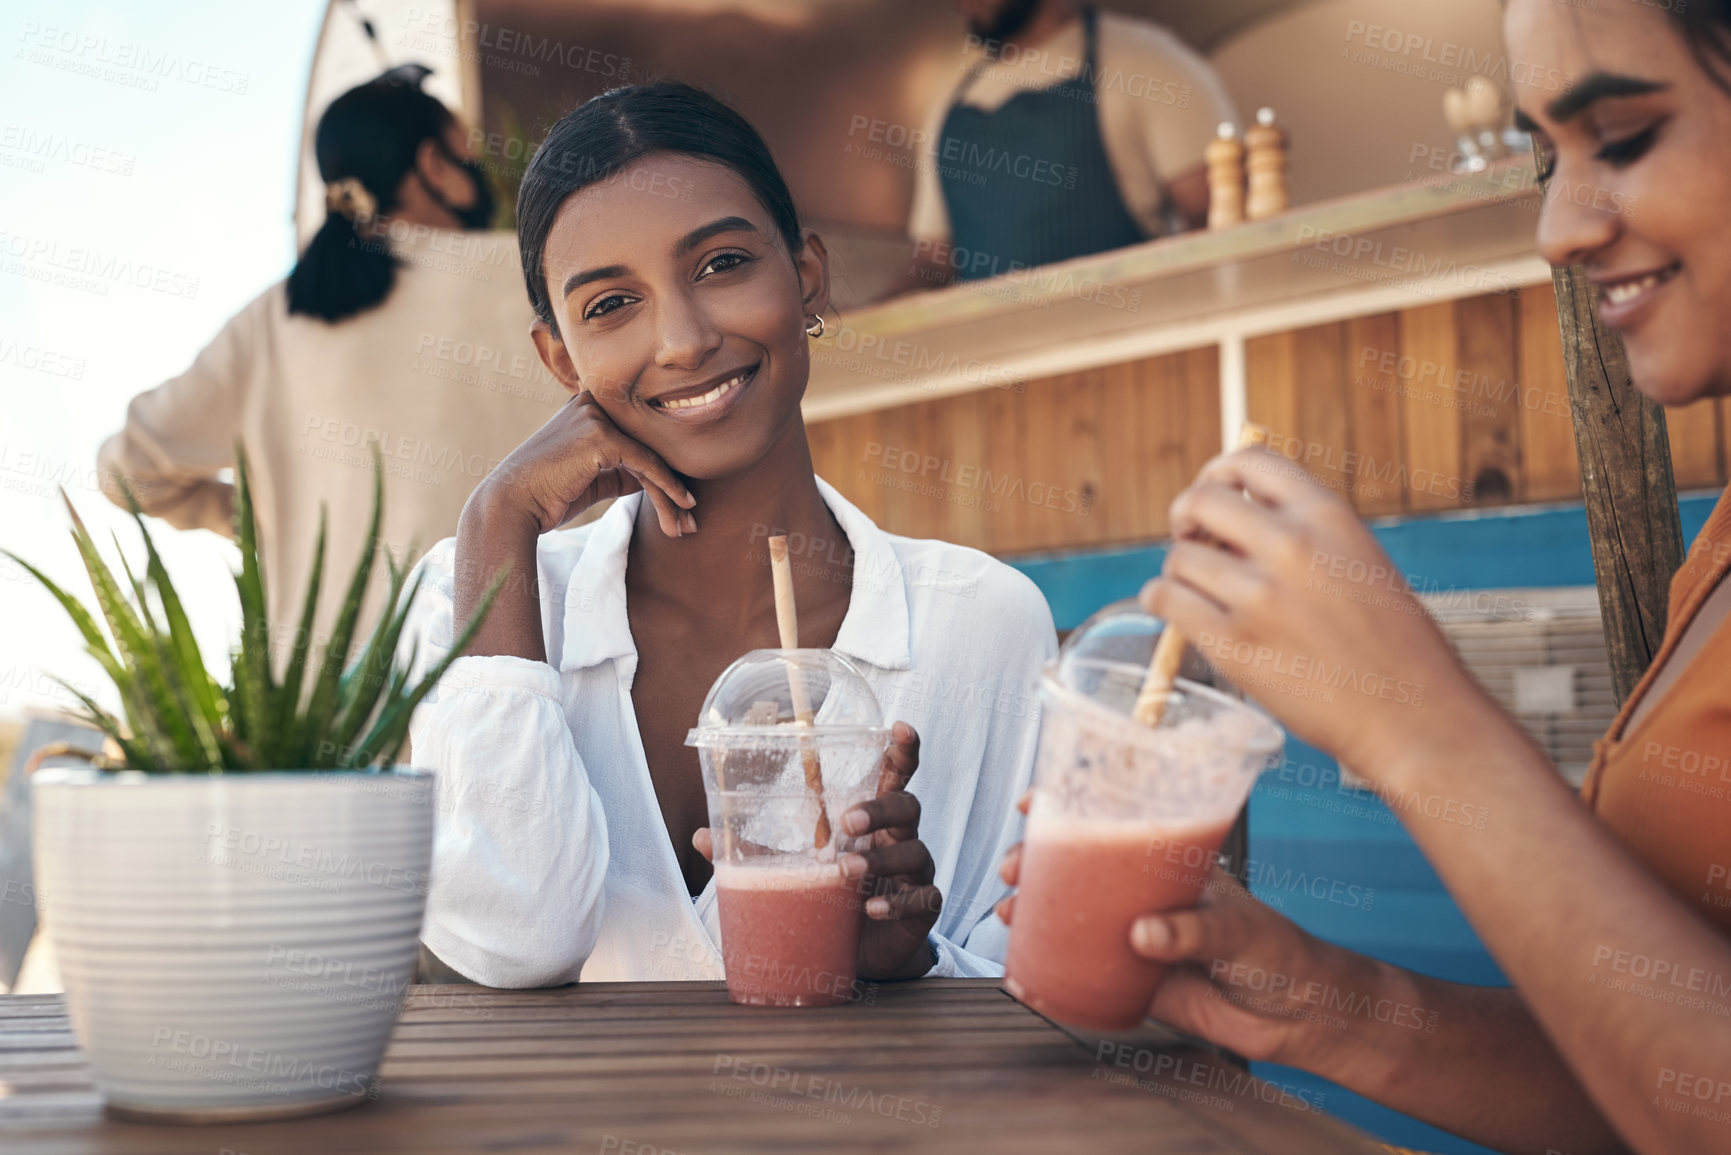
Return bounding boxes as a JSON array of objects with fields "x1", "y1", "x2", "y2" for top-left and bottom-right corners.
[
  {"x1": 995, "y1": 3, "x2": 1731, "y2": 1153},
  {"x1": 97, "y1": 66, "x2": 558, "y2": 646}
]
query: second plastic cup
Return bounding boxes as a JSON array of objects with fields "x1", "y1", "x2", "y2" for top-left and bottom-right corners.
[
  {"x1": 1004, "y1": 611, "x2": 1283, "y2": 1032},
  {"x1": 687, "y1": 649, "x2": 890, "y2": 1007}
]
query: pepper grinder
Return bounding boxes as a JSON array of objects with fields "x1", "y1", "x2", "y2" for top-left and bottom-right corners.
[
  {"x1": 1244, "y1": 107, "x2": 1288, "y2": 220},
  {"x1": 1204, "y1": 121, "x2": 1244, "y2": 229}
]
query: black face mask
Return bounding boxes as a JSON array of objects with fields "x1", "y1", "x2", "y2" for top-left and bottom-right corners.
[
  {"x1": 417, "y1": 140, "x2": 495, "y2": 230},
  {"x1": 971, "y1": 0, "x2": 1043, "y2": 45}
]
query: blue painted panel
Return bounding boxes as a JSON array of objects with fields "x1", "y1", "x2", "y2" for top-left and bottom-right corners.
[{"x1": 1010, "y1": 492, "x2": 1723, "y2": 630}]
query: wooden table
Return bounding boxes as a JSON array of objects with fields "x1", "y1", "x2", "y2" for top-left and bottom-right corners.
[{"x1": 1, "y1": 979, "x2": 1387, "y2": 1154}]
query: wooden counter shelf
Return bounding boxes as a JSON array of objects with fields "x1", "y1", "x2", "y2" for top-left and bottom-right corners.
[
  {"x1": 806, "y1": 159, "x2": 1548, "y2": 421},
  {"x1": 0, "y1": 980, "x2": 1390, "y2": 1154}
]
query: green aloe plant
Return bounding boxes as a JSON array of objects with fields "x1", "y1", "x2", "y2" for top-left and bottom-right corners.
[{"x1": 3, "y1": 446, "x2": 503, "y2": 772}]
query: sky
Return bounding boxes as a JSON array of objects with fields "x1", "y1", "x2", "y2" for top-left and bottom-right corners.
[{"x1": 1, "y1": 1, "x2": 328, "y2": 718}]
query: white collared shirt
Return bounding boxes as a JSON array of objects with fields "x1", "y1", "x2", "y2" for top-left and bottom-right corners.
[{"x1": 403, "y1": 479, "x2": 1056, "y2": 987}]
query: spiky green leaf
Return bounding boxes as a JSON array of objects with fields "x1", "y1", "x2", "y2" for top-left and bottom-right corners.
[
  {"x1": 273, "y1": 506, "x2": 327, "y2": 755},
  {"x1": 297, "y1": 449, "x2": 383, "y2": 765}
]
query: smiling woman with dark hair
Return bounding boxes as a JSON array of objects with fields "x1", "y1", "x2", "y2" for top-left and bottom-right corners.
[{"x1": 401, "y1": 83, "x2": 1055, "y2": 989}]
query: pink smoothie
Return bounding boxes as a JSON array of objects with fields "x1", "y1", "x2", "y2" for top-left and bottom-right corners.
[
  {"x1": 715, "y1": 857, "x2": 864, "y2": 1007},
  {"x1": 1005, "y1": 807, "x2": 1235, "y2": 1031}
]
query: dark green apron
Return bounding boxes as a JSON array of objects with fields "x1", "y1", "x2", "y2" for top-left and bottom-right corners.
[{"x1": 937, "y1": 7, "x2": 1145, "y2": 280}]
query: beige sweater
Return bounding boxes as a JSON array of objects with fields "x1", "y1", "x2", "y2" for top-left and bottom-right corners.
[{"x1": 98, "y1": 227, "x2": 564, "y2": 653}]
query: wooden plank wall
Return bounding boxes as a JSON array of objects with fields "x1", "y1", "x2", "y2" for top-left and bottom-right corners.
[
  {"x1": 808, "y1": 285, "x2": 1729, "y2": 557},
  {"x1": 809, "y1": 348, "x2": 1220, "y2": 555}
]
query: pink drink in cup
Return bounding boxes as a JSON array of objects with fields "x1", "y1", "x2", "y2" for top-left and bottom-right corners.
[
  {"x1": 688, "y1": 650, "x2": 890, "y2": 1008},
  {"x1": 715, "y1": 855, "x2": 863, "y2": 1005},
  {"x1": 1005, "y1": 628, "x2": 1282, "y2": 1032},
  {"x1": 1006, "y1": 809, "x2": 1237, "y2": 1030}
]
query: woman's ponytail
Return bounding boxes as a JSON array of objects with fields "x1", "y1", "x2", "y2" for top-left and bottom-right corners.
[
  {"x1": 285, "y1": 211, "x2": 397, "y2": 321},
  {"x1": 286, "y1": 66, "x2": 451, "y2": 323}
]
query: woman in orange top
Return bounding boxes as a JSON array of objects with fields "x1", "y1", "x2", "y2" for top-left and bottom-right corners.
[{"x1": 999, "y1": 2, "x2": 1731, "y2": 1153}]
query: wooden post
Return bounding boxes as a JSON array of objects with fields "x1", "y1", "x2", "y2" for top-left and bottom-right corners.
[{"x1": 1549, "y1": 264, "x2": 1685, "y2": 703}]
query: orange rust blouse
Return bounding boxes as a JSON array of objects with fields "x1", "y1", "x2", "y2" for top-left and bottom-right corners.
[{"x1": 1582, "y1": 487, "x2": 1731, "y2": 935}]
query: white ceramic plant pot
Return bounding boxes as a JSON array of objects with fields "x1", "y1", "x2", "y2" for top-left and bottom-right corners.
[{"x1": 31, "y1": 767, "x2": 434, "y2": 1123}]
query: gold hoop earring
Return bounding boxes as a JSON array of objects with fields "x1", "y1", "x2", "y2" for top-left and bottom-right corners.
[{"x1": 804, "y1": 314, "x2": 826, "y2": 339}]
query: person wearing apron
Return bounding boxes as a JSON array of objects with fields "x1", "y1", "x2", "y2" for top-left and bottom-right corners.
[{"x1": 907, "y1": 1, "x2": 1236, "y2": 285}]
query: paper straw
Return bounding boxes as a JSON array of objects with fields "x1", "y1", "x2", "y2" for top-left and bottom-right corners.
[
  {"x1": 1132, "y1": 423, "x2": 1272, "y2": 726},
  {"x1": 768, "y1": 536, "x2": 833, "y2": 849}
]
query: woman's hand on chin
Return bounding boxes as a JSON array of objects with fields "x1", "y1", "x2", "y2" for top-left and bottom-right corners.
[
  {"x1": 474, "y1": 389, "x2": 696, "y2": 539},
  {"x1": 1139, "y1": 446, "x2": 1495, "y2": 786}
]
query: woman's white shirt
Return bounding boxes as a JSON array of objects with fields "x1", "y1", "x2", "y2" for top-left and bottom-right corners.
[{"x1": 403, "y1": 479, "x2": 1057, "y2": 987}]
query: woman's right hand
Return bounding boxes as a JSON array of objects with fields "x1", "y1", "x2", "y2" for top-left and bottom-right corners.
[
  {"x1": 998, "y1": 829, "x2": 1391, "y2": 1074},
  {"x1": 455, "y1": 392, "x2": 695, "y2": 660},
  {"x1": 480, "y1": 390, "x2": 696, "y2": 538}
]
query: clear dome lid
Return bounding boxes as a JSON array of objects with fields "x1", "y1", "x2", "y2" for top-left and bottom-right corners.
[
  {"x1": 686, "y1": 649, "x2": 888, "y2": 749},
  {"x1": 1055, "y1": 599, "x2": 1282, "y2": 755}
]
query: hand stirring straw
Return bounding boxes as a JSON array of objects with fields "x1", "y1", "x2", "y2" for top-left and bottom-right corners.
[
  {"x1": 768, "y1": 535, "x2": 834, "y2": 849},
  {"x1": 1132, "y1": 423, "x2": 1272, "y2": 726}
]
